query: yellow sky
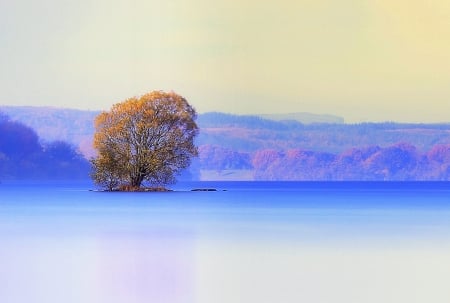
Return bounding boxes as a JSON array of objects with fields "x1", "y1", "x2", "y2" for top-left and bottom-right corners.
[{"x1": 1, "y1": 0, "x2": 450, "y2": 122}]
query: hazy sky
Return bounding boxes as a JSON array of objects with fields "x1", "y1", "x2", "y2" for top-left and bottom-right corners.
[{"x1": 1, "y1": 0, "x2": 450, "y2": 122}]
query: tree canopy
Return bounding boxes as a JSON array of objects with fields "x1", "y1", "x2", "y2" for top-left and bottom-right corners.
[{"x1": 91, "y1": 91, "x2": 198, "y2": 190}]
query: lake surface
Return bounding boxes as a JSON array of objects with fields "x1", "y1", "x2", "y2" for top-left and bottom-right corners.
[{"x1": 1, "y1": 181, "x2": 450, "y2": 303}]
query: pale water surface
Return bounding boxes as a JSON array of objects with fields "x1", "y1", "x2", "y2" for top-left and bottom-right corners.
[{"x1": 1, "y1": 181, "x2": 450, "y2": 303}]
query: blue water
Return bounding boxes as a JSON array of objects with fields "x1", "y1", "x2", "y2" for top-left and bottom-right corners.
[
  {"x1": 1, "y1": 181, "x2": 450, "y2": 303},
  {"x1": 2, "y1": 181, "x2": 450, "y2": 240}
]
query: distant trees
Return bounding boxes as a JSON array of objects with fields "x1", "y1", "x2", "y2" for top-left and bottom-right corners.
[
  {"x1": 425, "y1": 144, "x2": 450, "y2": 179},
  {"x1": 0, "y1": 114, "x2": 41, "y2": 178},
  {"x1": 199, "y1": 145, "x2": 252, "y2": 171},
  {"x1": 252, "y1": 149, "x2": 282, "y2": 180},
  {"x1": 251, "y1": 143, "x2": 450, "y2": 181},
  {"x1": 0, "y1": 118, "x2": 41, "y2": 160},
  {"x1": 3, "y1": 107, "x2": 450, "y2": 182},
  {"x1": 41, "y1": 141, "x2": 90, "y2": 179},
  {"x1": 333, "y1": 146, "x2": 381, "y2": 180},
  {"x1": 363, "y1": 143, "x2": 418, "y2": 180},
  {"x1": 91, "y1": 91, "x2": 198, "y2": 190},
  {"x1": 0, "y1": 111, "x2": 89, "y2": 180},
  {"x1": 252, "y1": 149, "x2": 336, "y2": 180},
  {"x1": 197, "y1": 113, "x2": 450, "y2": 154}
]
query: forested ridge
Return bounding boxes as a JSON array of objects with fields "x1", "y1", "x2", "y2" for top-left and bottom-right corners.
[
  {"x1": 0, "y1": 112, "x2": 89, "y2": 180},
  {"x1": 1, "y1": 107, "x2": 450, "y2": 181},
  {"x1": 197, "y1": 113, "x2": 450, "y2": 180}
]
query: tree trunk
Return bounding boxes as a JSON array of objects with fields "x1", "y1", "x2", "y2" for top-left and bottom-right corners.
[{"x1": 130, "y1": 174, "x2": 143, "y2": 188}]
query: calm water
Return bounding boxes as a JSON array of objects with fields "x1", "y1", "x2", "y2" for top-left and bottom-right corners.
[{"x1": 1, "y1": 181, "x2": 450, "y2": 303}]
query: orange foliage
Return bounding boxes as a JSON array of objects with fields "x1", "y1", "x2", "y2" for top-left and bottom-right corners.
[{"x1": 91, "y1": 91, "x2": 198, "y2": 190}]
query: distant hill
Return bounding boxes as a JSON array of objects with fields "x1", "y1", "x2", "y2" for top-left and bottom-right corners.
[
  {"x1": 259, "y1": 112, "x2": 344, "y2": 124},
  {"x1": 196, "y1": 112, "x2": 450, "y2": 153},
  {"x1": 0, "y1": 112, "x2": 90, "y2": 180},
  {"x1": 2, "y1": 106, "x2": 450, "y2": 155},
  {"x1": 0, "y1": 106, "x2": 99, "y2": 158},
  {"x1": 2, "y1": 106, "x2": 450, "y2": 181}
]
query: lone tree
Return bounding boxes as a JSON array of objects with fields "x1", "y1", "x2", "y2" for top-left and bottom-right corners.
[{"x1": 91, "y1": 91, "x2": 198, "y2": 191}]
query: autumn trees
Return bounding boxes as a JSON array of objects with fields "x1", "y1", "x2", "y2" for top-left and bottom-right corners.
[{"x1": 91, "y1": 91, "x2": 198, "y2": 190}]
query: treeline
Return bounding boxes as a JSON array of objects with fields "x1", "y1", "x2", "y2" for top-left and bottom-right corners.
[
  {"x1": 0, "y1": 112, "x2": 90, "y2": 180},
  {"x1": 2, "y1": 108, "x2": 450, "y2": 181},
  {"x1": 197, "y1": 112, "x2": 450, "y2": 153},
  {"x1": 3, "y1": 108, "x2": 450, "y2": 157},
  {"x1": 198, "y1": 143, "x2": 450, "y2": 181}
]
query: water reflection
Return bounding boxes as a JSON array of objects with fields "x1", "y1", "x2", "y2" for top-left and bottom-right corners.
[{"x1": 0, "y1": 231, "x2": 195, "y2": 303}]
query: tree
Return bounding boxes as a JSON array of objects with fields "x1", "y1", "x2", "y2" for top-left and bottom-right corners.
[
  {"x1": 41, "y1": 141, "x2": 91, "y2": 179},
  {"x1": 198, "y1": 145, "x2": 252, "y2": 170},
  {"x1": 0, "y1": 119, "x2": 41, "y2": 161},
  {"x1": 364, "y1": 143, "x2": 418, "y2": 180},
  {"x1": 91, "y1": 91, "x2": 199, "y2": 190}
]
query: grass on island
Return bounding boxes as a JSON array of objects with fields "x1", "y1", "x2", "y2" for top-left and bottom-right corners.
[{"x1": 114, "y1": 185, "x2": 171, "y2": 192}]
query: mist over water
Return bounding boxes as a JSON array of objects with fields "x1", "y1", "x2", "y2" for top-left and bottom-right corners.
[{"x1": 1, "y1": 181, "x2": 450, "y2": 303}]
